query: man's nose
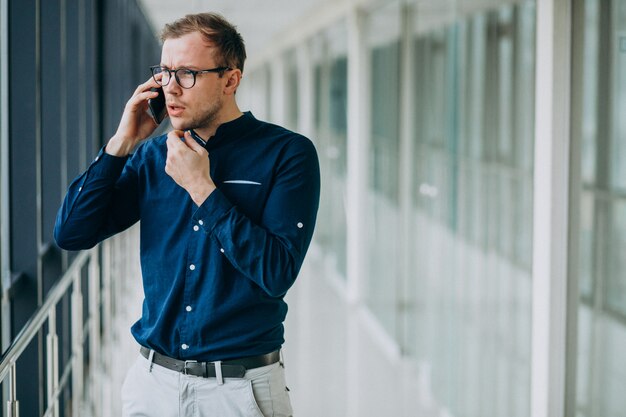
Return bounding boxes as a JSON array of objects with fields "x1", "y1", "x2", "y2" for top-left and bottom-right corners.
[{"x1": 164, "y1": 77, "x2": 182, "y2": 95}]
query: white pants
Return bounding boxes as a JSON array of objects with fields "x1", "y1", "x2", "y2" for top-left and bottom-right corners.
[{"x1": 121, "y1": 353, "x2": 294, "y2": 417}]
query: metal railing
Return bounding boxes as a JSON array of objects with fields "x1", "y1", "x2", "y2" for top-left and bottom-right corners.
[
  {"x1": 0, "y1": 225, "x2": 141, "y2": 417},
  {"x1": 0, "y1": 248, "x2": 98, "y2": 417}
]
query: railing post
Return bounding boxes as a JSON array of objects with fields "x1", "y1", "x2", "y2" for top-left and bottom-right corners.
[
  {"x1": 46, "y1": 309, "x2": 59, "y2": 417},
  {"x1": 101, "y1": 240, "x2": 112, "y2": 417},
  {"x1": 6, "y1": 362, "x2": 18, "y2": 417},
  {"x1": 88, "y1": 248, "x2": 101, "y2": 416},
  {"x1": 71, "y1": 271, "x2": 83, "y2": 416}
]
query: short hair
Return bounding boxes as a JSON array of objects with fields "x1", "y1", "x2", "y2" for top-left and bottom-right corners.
[{"x1": 161, "y1": 13, "x2": 246, "y2": 73}]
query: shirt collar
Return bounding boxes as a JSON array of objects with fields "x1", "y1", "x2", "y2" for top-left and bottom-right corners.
[{"x1": 204, "y1": 111, "x2": 256, "y2": 151}]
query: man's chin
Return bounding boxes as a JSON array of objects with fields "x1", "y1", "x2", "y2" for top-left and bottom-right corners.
[{"x1": 169, "y1": 119, "x2": 190, "y2": 131}]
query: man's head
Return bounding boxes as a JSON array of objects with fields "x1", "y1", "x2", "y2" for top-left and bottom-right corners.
[
  {"x1": 156, "y1": 13, "x2": 246, "y2": 136},
  {"x1": 161, "y1": 13, "x2": 246, "y2": 73}
]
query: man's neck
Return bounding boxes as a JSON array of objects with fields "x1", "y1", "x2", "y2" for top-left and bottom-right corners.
[{"x1": 195, "y1": 105, "x2": 243, "y2": 140}]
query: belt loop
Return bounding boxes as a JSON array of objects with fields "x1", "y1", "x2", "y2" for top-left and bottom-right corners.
[
  {"x1": 214, "y1": 361, "x2": 223, "y2": 385},
  {"x1": 279, "y1": 349, "x2": 285, "y2": 368},
  {"x1": 147, "y1": 350, "x2": 155, "y2": 373}
]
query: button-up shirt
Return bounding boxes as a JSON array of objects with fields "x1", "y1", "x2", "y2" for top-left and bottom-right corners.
[{"x1": 54, "y1": 112, "x2": 320, "y2": 361}]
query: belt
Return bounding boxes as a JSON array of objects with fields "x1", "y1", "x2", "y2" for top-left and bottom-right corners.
[{"x1": 140, "y1": 347, "x2": 280, "y2": 378}]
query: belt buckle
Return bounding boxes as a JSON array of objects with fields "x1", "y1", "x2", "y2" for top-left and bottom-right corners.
[{"x1": 183, "y1": 360, "x2": 197, "y2": 375}]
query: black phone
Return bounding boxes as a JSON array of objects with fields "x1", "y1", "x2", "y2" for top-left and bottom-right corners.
[
  {"x1": 188, "y1": 129, "x2": 207, "y2": 147},
  {"x1": 148, "y1": 87, "x2": 166, "y2": 124}
]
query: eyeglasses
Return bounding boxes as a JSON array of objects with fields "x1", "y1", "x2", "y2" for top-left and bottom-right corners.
[{"x1": 150, "y1": 65, "x2": 231, "y2": 89}]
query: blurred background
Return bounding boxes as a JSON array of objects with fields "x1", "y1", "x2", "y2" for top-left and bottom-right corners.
[{"x1": 0, "y1": 0, "x2": 625, "y2": 416}]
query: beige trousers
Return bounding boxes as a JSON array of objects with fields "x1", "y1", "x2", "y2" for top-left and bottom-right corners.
[{"x1": 121, "y1": 353, "x2": 294, "y2": 417}]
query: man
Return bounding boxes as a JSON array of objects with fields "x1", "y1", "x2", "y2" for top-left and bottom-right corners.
[{"x1": 54, "y1": 12, "x2": 319, "y2": 417}]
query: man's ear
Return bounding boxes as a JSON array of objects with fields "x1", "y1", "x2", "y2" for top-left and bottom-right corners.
[{"x1": 224, "y1": 69, "x2": 242, "y2": 95}]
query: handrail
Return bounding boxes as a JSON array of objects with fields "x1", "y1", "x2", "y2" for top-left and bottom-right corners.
[
  {"x1": 0, "y1": 247, "x2": 97, "y2": 417},
  {"x1": 0, "y1": 249, "x2": 91, "y2": 381},
  {"x1": 0, "y1": 224, "x2": 140, "y2": 417}
]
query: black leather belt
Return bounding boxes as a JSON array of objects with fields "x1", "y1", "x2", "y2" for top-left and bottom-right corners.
[{"x1": 140, "y1": 347, "x2": 280, "y2": 378}]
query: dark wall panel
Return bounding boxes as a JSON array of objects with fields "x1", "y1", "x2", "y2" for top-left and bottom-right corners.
[
  {"x1": 9, "y1": 0, "x2": 40, "y2": 414},
  {"x1": 41, "y1": 0, "x2": 62, "y2": 248},
  {"x1": 9, "y1": 0, "x2": 38, "y2": 322},
  {"x1": 3, "y1": 0, "x2": 160, "y2": 414},
  {"x1": 65, "y1": 0, "x2": 80, "y2": 185},
  {"x1": 40, "y1": 0, "x2": 64, "y2": 306}
]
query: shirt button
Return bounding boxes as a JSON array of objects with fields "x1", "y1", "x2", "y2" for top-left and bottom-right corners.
[
  {"x1": 189, "y1": 264, "x2": 196, "y2": 271},
  {"x1": 297, "y1": 222, "x2": 304, "y2": 229},
  {"x1": 220, "y1": 248, "x2": 225, "y2": 253},
  {"x1": 78, "y1": 186, "x2": 82, "y2": 192},
  {"x1": 186, "y1": 306, "x2": 192, "y2": 312},
  {"x1": 198, "y1": 220, "x2": 204, "y2": 226},
  {"x1": 193, "y1": 225, "x2": 200, "y2": 232},
  {"x1": 94, "y1": 156, "x2": 99, "y2": 162},
  {"x1": 181, "y1": 344, "x2": 189, "y2": 350}
]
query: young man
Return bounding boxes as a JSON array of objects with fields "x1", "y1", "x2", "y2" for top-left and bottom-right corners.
[{"x1": 54, "y1": 13, "x2": 319, "y2": 417}]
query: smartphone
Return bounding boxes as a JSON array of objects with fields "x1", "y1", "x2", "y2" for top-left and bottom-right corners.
[
  {"x1": 148, "y1": 87, "x2": 166, "y2": 124},
  {"x1": 188, "y1": 129, "x2": 207, "y2": 147}
]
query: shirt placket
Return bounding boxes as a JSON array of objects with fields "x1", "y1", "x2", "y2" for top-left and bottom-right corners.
[{"x1": 179, "y1": 220, "x2": 203, "y2": 356}]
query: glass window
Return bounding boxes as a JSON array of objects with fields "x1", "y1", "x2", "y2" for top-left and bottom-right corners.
[
  {"x1": 238, "y1": 66, "x2": 272, "y2": 122},
  {"x1": 365, "y1": 0, "x2": 402, "y2": 337},
  {"x1": 610, "y1": 2, "x2": 626, "y2": 192},
  {"x1": 311, "y1": 22, "x2": 348, "y2": 278},
  {"x1": 408, "y1": 2, "x2": 535, "y2": 417},
  {"x1": 573, "y1": 1, "x2": 626, "y2": 415},
  {"x1": 284, "y1": 49, "x2": 299, "y2": 131}
]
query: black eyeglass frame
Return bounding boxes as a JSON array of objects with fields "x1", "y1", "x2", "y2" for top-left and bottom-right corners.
[{"x1": 150, "y1": 65, "x2": 232, "y2": 89}]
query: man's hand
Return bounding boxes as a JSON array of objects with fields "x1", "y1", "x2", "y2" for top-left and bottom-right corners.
[
  {"x1": 165, "y1": 130, "x2": 217, "y2": 206},
  {"x1": 106, "y1": 77, "x2": 165, "y2": 157}
]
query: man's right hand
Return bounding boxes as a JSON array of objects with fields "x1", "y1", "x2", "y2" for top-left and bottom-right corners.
[{"x1": 106, "y1": 77, "x2": 163, "y2": 157}]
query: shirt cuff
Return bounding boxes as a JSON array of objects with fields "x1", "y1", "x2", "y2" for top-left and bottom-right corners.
[
  {"x1": 192, "y1": 189, "x2": 233, "y2": 232},
  {"x1": 88, "y1": 146, "x2": 130, "y2": 179}
]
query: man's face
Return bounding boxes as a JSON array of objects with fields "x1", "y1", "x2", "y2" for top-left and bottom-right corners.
[{"x1": 160, "y1": 32, "x2": 227, "y2": 133}]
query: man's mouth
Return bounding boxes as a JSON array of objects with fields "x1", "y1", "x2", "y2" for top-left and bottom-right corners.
[{"x1": 167, "y1": 104, "x2": 185, "y2": 116}]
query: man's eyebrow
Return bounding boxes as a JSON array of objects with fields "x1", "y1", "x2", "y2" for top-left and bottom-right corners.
[{"x1": 159, "y1": 64, "x2": 201, "y2": 70}]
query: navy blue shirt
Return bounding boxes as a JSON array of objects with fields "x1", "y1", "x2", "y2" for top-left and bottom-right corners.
[{"x1": 54, "y1": 112, "x2": 320, "y2": 361}]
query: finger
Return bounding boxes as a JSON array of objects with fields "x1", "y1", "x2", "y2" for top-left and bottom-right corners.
[
  {"x1": 133, "y1": 76, "x2": 160, "y2": 96},
  {"x1": 126, "y1": 90, "x2": 160, "y2": 110},
  {"x1": 182, "y1": 131, "x2": 201, "y2": 151},
  {"x1": 166, "y1": 130, "x2": 185, "y2": 150},
  {"x1": 169, "y1": 130, "x2": 185, "y2": 140}
]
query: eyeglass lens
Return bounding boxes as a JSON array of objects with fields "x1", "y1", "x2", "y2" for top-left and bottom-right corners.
[{"x1": 153, "y1": 68, "x2": 195, "y2": 88}]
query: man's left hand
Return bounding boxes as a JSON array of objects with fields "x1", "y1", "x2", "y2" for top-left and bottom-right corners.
[{"x1": 165, "y1": 130, "x2": 216, "y2": 206}]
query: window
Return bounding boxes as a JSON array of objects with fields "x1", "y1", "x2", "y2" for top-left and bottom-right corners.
[
  {"x1": 365, "y1": 0, "x2": 402, "y2": 336},
  {"x1": 285, "y1": 49, "x2": 299, "y2": 131},
  {"x1": 312, "y1": 22, "x2": 348, "y2": 278},
  {"x1": 572, "y1": 0, "x2": 626, "y2": 415},
  {"x1": 408, "y1": 3, "x2": 535, "y2": 416}
]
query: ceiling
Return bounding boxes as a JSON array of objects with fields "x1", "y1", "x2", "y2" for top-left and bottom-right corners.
[{"x1": 138, "y1": 0, "x2": 325, "y2": 61}]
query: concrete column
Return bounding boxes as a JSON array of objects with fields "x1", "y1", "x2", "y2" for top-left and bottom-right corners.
[
  {"x1": 345, "y1": 4, "x2": 369, "y2": 306},
  {"x1": 531, "y1": 1, "x2": 573, "y2": 416}
]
